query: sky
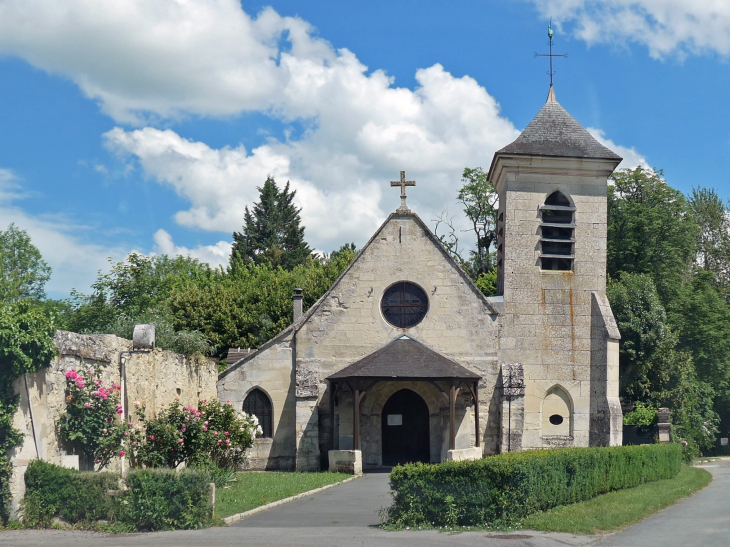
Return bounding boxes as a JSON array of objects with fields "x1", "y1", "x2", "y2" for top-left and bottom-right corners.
[{"x1": 0, "y1": 0, "x2": 728, "y2": 299}]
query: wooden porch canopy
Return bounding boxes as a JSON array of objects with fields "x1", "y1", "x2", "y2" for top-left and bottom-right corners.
[{"x1": 325, "y1": 335, "x2": 481, "y2": 452}]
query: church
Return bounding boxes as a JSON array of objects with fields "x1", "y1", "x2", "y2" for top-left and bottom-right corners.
[{"x1": 217, "y1": 86, "x2": 624, "y2": 472}]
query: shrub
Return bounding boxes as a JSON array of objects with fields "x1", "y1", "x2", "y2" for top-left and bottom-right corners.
[
  {"x1": 118, "y1": 469, "x2": 212, "y2": 531},
  {"x1": 386, "y1": 444, "x2": 682, "y2": 527},
  {"x1": 58, "y1": 368, "x2": 141, "y2": 469},
  {"x1": 134, "y1": 398, "x2": 258, "y2": 470},
  {"x1": 22, "y1": 460, "x2": 118, "y2": 527},
  {"x1": 22, "y1": 461, "x2": 213, "y2": 531}
]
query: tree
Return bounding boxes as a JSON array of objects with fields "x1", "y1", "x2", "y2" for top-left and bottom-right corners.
[
  {"x1": 607, "y1": 167, "x2": 698, "y2": 306},
  {"x1": 0, "y1": 223, "x2": 51, "y2": 302},
  {"x1": 434, "y1": 167, "x2": 498, "y2": 294},
  {"x1": 231, "y1": 177, "x2": 312, "y2": 271},
  {"x1": 688, "y1": 187, "x2": 730, "y2": 289}
]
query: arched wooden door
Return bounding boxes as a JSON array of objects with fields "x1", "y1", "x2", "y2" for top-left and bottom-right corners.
[{"x1": 381, "y1": 388, "x2": 430, "y2": 466}]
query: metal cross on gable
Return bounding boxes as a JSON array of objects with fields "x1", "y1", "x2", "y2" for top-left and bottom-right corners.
[
  {"x1": 534, "y1": 20, "x2": 567, "y2": 88},
  {"x1": 390, "y1": 170, "x2": 415, "y2": 212}
]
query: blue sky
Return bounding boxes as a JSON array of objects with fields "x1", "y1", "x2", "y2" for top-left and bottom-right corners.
[{"x1": 0, "y1": 0, "x2": 727, "y2": 299}]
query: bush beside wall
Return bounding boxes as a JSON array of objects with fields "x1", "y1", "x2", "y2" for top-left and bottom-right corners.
[
  {"x1": 387, "y1": 444, "x2": 682, "y2": 527},
  {"x1": 22, "y1": 461, "x2": 212, "y2": 531},
  {"x1": 120, "y1": 469, "x2": 213, "y2": 531}
]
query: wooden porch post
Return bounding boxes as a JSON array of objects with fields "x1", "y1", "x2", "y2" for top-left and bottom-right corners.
[
  {"x1": 474, "y1": 381, "x2": 480, "y2": 448},
  {"x1": 328, "y1": 381, "x2": 336, "y2": 451},
  {"x1": 449, "y1": 381, "x2": 457, "y2": 451}
]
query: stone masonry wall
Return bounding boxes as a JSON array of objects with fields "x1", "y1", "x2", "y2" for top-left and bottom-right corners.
[
  {"x1": 495, "y1": 156, "x2": 622, "y2": 449},
  {"x1": 8, "y1": 330, "x2": 217, "y2": 518},
  {"x1": 295, "y1": 213, "x2": 502, "y2": 469},
  {"x1": 217, "y1": 333, "x2": 296, "y2": 470}
]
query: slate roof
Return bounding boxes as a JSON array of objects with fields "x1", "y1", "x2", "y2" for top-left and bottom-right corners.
[
  {"x1": 326, "y1": 335, "x2": 481, "y2": 380},
  {"x1": 496, "y1": 87, "x2": 621, "y2": 161}
]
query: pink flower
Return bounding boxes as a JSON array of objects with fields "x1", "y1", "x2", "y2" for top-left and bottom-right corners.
[
  {"x1": 75, "y1": 379, "x2": 85, "y2": 388},
  {"x1": 203, "y1": 427, "x2": 208, "y2": 432},
  {"x1": 65, "y1": 370, "x2": 78, "y2": 379},
  {"x1": 128, "y1": 423, "x2": 133, "y2": 427},
  {"x1": 217, "y1": 440, "x2": 221, "y2": 445},
  {"x1": 117, "y1": 408, "x2": 123, "y2": 414},
  {"x1": 214, "y1": 431, "x2": 218, "y2": 436},
  {"x1": 95, "y1": 380, "x2": 102, "y2": 386},
  {"x1": 224, "y1": 431, "x2": 229, "y2": 437},
  {"x1": 124, "y1": 431, "x2": 129, "y2": 436},
  {"x1": 150, "y1": 435, "x2": 155, "y2": 440},
  {"x1": 182, "y1": 425, "x2": 187, "y2": 432},
  {"x1": 133, "y1": 441, "x2": 138, "y2": 446},
  {"x1": 119, "y1": 451, "x2": 125, "y2": 457},
  {"x1": 178, "y1": 438, "x2": 184, "y2": 444},
  {"x1": 204, "y1": 421, "x2": 208, "y2": 426},
  {"x1": 225, "y1": 439, "x2": 230, "y2": 444},
  {"x1": 84, "y1": 402, "x2": 90, "y2": 408},
  {"x1": 134, "y1": 401, "x2": 141, "y2": 407}
]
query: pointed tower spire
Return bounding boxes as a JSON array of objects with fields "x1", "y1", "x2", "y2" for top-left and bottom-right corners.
[{"x1": 547, "y1": 85, "x2": 557, "y2": 103}]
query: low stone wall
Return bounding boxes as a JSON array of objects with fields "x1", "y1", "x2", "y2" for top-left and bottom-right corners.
[
  {"x1": 445, "y1": 447, "x2": 483, "y2": 462},
  {"x1": 8, "y1": 330, "x2": 217, "y2": 518},
  {"x1": 328, "y1": 450, "x2": 362, "y2": 474}
]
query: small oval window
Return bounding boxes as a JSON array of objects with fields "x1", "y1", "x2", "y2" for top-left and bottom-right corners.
[{"x1": 549, "y1": 414, "x2": 564, "y2": 426}]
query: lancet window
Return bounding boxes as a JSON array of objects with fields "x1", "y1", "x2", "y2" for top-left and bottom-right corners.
[
  {"x1": 539, "y1": 191, "x2": 575, "y2": 271},
  {"x1": 243, "y1": 388, "x2": 273, "y2": 438}
]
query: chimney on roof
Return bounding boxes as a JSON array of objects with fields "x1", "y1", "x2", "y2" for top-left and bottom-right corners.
[{"x1": 293, "y1": 288, "x2": 303, "y2": 323}]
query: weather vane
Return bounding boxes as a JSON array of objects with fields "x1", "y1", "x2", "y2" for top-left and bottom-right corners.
[{"x1": 534, "y1": 20, "x2": 567, "y2": 87}]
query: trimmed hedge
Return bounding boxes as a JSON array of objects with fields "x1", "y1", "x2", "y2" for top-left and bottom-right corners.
[
  {"x1": 22, "y1": 461, "x2": 212, "y2": 531},
  {"x1": 387, "y1": 444, "x2": 682, "y2": 527},
  {"x1": 120, "y1": 469, "x2": 213, "y2": 531},
  {"x1": 22, "y1": 460, "x2": 119, "y2": 527}
]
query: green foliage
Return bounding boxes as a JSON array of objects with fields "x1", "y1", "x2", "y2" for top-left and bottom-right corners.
[
  {"x1": 475, "y1": 270, "x2": 497, "y2": 297},
  {"x1": 63, "y1": 254, "x2": 215, "y2": 357},
  {"x1": 0, "y1": 223, "x2": 51, "y2": 303},
  {"x1": 58, "y1": 368, "x2": 140, "y2": 469},
  {"x1": 688, "y1": 187, "x2": 730, "y2": 289},
  {"x1": 623, "y1": 402, "x2": 657, "y2": 426},
  {"x1": 0, "y1": 300, "x2": 56, "y2": 522},
  {"x1": 134, "y1": 398, "x2": 257, "y2": 470},
  {"x1": 231, "y1": 176, "x2": 312, "y2": 271},
  {"x1": 170, "y1": 248, "x2": 356, "y2": 352},
  {"x1": 607, "y1": 167, "x2": 698, "y2": 304},
  {"x1": 434, "y1": 167, "x2": 498, "y2": 283},
  {"x1": 22, "y1": 460, "x2": 212, "y2": 531},
  {"x1": 119, "y1": 468, "x2": 213, "y2": 531},
  {"x1": 22, "y1": 460, "x2": 119, "y2": 527},
  {"x1": 385, "y1": 444, "x2": 681, "y2": 528}
]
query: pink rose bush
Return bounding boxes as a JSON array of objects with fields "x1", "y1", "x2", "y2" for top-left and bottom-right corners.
[
  {"x1": 134, "y1": 398, "x2": 257, "y2": 470},
  {"x1": 59, "y1": 368, "x2": 141, "y2": 470}
]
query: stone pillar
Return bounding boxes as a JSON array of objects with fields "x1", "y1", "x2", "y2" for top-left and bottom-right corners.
[
  {"x1": 500, "y1": 363, "x2": 525, "y2": 453},
  {"x1": 657, "y1": 407, "x2": 671, "y2": 443},
  {"x1": 295, "y1": 364, "x2": 320, "y2": 470},
  {"x1": 293, "y1": 288, "x2": 303, "y2": 323}
]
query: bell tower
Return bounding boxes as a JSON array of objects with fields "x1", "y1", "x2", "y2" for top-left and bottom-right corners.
[{"x1": 489, "y1": 87, "x2": 624, "y2": 449}]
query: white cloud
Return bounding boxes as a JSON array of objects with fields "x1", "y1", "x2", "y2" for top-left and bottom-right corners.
[
  {"x1": 531, "y1": 1, "x2": 730, "y2": 59},
  {"x1": 0, "y1": 1, "x2": 650, "y2": 281},
  {"x1": 0, "y1": 169, "x2": 129, "y2": 298},
  {"x1": 587, "y1": 128, "x2": 649, "y2": 169},
  {"x1": 152, "y1": 229, "x2": 231, "y2": 268}
]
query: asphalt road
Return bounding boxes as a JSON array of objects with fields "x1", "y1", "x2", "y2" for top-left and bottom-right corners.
[{"x1": 2, "y1": 461, "x2": 727, "y2": 547}]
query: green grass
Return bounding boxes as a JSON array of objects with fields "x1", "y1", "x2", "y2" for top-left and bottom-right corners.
[
  {"x1": 520, "y1": 465, "x2": 712, "y2": 534},
  {"x1": 214, "y1": 471, "x2": 351, "y2": 519}
]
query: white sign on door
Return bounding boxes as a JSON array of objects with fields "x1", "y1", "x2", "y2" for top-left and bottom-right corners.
[{"x1": 387, "y1": 414, "x2": 402, "y2": 426}]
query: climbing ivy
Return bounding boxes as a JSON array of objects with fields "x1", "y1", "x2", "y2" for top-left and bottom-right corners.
[{"x1": 0, "y1": 300, "x2": 56, "y2": 523}]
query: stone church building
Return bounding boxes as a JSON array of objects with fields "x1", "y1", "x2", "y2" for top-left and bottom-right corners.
[{"x1": 217, "y1": 87, "x2": 623, "y2": 472}]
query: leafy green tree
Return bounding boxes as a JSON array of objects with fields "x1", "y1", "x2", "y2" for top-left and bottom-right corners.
[
  {"x1": 231, "y1": 177, "x2": 312, "y2": 271},
  {"x1": 688, "y1": 187, "x2": 730, "y2": 289},
  {"x1": 64, "y1": 254, "x2": 215, "y2": 356},
  {"x1": 0, "y1": 223, "x2": 51, "y2": 302},
  {"x1": 434, "y1": 167, "x2": 498, "y2": 294},
  {"x1": 170, "y1": 247, "x2": 357, "y2": 354},
  {"x1": 607, "y1": 167, "x2": 698, "y2": 305}
]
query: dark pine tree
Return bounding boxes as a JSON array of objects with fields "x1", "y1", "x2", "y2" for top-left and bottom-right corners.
[{"x1": 231, "y1": 176, "x2": 312, "y2": 270}]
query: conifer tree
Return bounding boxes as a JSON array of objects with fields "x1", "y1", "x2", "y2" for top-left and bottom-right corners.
[{"x1": 231, "y1": 177, "x2": 312, "y2": 270}]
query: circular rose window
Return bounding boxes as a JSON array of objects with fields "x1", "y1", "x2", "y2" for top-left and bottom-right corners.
[{"x1": 381, "y1": 282, "x2": 428, "y2": 328}]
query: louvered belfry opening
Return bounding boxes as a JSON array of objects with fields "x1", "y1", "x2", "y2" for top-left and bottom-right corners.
[{"x1": 540, "y1": 191, "x2": 575, "y2": 271}]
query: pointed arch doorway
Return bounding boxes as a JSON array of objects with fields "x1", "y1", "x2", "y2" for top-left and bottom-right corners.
[{"x1": 381, "y1": 388, "x2": 430, "y2": 466}]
